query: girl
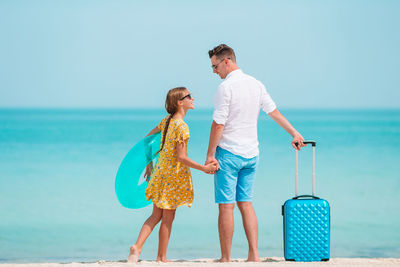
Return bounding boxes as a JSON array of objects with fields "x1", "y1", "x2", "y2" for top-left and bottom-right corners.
[{"x1": 128, "y1": 87, "x2": 218, "y2": 263}]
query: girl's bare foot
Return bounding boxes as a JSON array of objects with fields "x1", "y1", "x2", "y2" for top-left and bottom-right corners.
[
  {"x1": 217, "y1": 258, "x2": 230, "y2": 262},
  {"x1": 128, "y1": 245, "x2": 140, "y2": 263}
]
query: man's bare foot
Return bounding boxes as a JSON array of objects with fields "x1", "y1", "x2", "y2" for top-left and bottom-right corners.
[
  {"x1": 156, "y1": 257, "x2": 169, "y2": 263},
  {"x1": 247, "y1": 251, "x2": 260, "y2": 262},
  {"x1": 246, "y1": 257, "x2": 260, "y2": 262},
  {"x1": 217, "y1": 258, "x2": 230, "y2": 262},
  {"x1": 128, "y1": 245, "x2": 140, "y2": 263}
]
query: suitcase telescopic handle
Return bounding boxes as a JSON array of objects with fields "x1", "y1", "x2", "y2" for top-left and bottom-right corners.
[
  {"x1": 294, "y1": 140, "x2": 316, "y2": 197},
  {"x1": 295, "y1": 141, "x2": 316, "y2": 147},
  {"x1": 292, "y1": 195, "x2": 320, "y2": 200},
  {"x1": 302, "y1": 141, "x2": 316, "y2": 146}
]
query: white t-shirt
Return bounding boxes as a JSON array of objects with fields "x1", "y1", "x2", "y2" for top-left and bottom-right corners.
[{"x1": 213, "y1": 69, "x2": 276, "y2": 158}]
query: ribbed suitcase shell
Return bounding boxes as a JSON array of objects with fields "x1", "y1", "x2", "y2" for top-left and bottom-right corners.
[{"x1": 282, "y1": 197, "x2": 330, "y2": 261}]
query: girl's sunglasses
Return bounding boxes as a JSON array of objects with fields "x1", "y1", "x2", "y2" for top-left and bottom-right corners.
[{"x1": 180, "y1": 94, "x2": 192, "y2": 101}]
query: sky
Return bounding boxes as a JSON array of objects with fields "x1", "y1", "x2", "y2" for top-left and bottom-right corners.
[{"x1": 0, "y1": 0, "x2": 399, "y2": 109}]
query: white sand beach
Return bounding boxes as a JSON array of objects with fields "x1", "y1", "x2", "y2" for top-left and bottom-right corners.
[{"x1": 2, "y1": 258, "x2": 400, "y2": 267}]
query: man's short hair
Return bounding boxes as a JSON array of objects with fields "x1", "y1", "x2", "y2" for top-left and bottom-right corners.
[{"x1": 208, "y1": 44, "x2": 236, "y2": 63}]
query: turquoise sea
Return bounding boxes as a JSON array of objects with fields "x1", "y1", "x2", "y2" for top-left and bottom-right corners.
[{"x1": 0, "y1": 109, "x2": 399, "y2": 263}]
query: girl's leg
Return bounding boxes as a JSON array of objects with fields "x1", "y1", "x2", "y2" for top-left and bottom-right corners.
[
  {"x1": 156, "y1": 208, "x2": 176, "y2": 262},
  {"x1": 128, "y1": 204, "x2": 162, "y2": 263}
]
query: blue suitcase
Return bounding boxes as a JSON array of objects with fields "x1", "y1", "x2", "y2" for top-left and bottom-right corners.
[{"x1": 282, "y1": 141, "x2": 330, "y2": 261}]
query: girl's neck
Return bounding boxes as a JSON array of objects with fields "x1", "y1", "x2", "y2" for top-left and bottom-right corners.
[{"x1": 172, "y1": 108, "x2": 187, "y2": 120}]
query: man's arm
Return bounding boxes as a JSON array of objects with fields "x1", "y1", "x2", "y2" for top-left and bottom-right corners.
[
  {"x1": 268, "y1": 109, "x2": 305, "y2": 150},
  {"x1": 206, "y1": 120, "x2": 224, "y2": 168}
]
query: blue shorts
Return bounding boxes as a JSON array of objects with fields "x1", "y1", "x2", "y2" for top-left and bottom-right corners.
[{"x1": 214, "y1": 146, "x2": 259, "y2": 204}]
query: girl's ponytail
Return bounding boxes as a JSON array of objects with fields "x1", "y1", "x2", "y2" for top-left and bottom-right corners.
[{"x1": 159, "y1": 114, "x2": 172, "y2": 153}]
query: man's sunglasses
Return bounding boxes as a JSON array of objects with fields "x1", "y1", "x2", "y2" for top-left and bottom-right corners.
[
  {"x1": 211, "y1": 57, "x2": 230, "y2": 70},
  {"x1": 180, "y1": 94, "x2": 192, "y2": 101}
]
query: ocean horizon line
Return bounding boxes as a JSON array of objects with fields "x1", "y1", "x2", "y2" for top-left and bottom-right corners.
[{"x1": 1, "y1": 107, "x2": 399, "y2": 111}]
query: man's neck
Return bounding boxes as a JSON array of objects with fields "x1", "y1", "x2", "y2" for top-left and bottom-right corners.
[{"x1": 225, "y1": 65, "x2": 240, "y2": 78}]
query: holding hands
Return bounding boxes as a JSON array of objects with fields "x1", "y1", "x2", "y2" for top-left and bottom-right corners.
[
  {"x1": 203, "y1": 161, "x2": 218, "y2": 174},
  {"x1": 176, "y1": 142, "x2": 219, "y2": 175},
  {"x1": 204, "y1": 156, "x2": 219, "y2": 174}
]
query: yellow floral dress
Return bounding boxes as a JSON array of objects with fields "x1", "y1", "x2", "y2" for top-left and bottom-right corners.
[{"x1": 145, "y1": 116, "x2": 193, "y2": 210}]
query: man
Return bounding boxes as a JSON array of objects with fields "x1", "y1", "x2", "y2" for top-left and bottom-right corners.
[{"x1": 206, "y1": 44, "x2": 305, "y2": 262}]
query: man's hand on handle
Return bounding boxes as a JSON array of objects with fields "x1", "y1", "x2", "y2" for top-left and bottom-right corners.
[{"x1": 291, "y1": 133, "x2": 306, "y2": 150}]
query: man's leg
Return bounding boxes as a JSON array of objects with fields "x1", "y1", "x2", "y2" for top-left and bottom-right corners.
[
  {"x1": 214, "y1": 147, "x2": 240, "y2": 262},
  {"x1": 236, "y1": 156, "x2": 259, "y2": 261},
  {"x1": 237, "y1": 201, "x2": 259, "y2": 262},
  {"x1": 218, "y1": 203, "x2": 235, "y2": 262}
]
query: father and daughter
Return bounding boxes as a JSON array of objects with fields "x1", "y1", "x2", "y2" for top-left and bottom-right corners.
[{"x1": 127, "y1": 44, "x2": 305, "y2": 263}]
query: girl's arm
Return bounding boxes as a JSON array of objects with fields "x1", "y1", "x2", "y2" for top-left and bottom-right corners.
[
  {"x1": 144, "y1": 126, "x2": 162, "y2": 180},
  {"x1": 146, "y1": 126, "x2": 161, "y2": 137},
  {"x1": 176, "y1": 142, "x2": 217, "y2": 173}
]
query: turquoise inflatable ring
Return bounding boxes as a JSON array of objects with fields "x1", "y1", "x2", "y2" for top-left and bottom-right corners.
[{"x1": 115, "y1": 132, "x2": 161, "y2": 209}]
